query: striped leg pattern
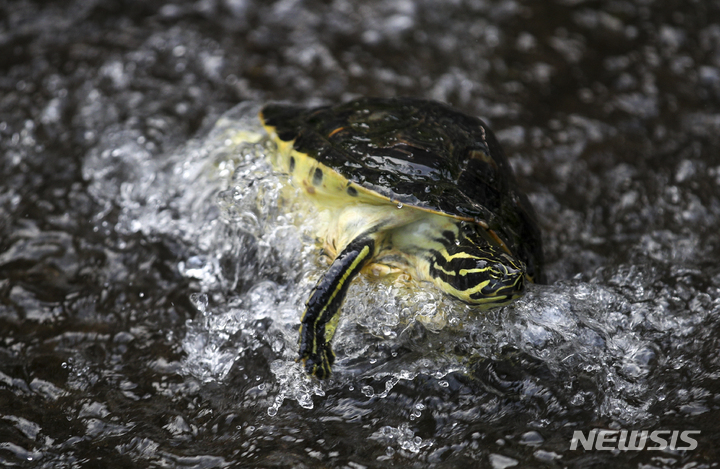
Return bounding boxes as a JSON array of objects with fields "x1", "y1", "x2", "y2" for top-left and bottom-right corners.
[{"x1": 298, "y1": 237, "x2": 375, "y2": 378}]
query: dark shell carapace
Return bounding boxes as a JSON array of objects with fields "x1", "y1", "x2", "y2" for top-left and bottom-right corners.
[{"x1": 261, "y1": 97, "x2": 544, "y2": 282}]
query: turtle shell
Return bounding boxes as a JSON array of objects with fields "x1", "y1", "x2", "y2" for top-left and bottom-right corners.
[{"x1": 261, "y1": 97, "x2": 544, "y2": 282}]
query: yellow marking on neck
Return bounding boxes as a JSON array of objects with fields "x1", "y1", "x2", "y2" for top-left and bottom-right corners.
[
  {"x1": 432, "y1": 262, "x2": 456, "y2": 277},
  {"x1": 430, "y1": 277, "x2": 513, "y2": 306},
  {"x1": 458, "y1": 267, "x2": 491, "y2": 276},
  {"x1": 437, "y1": 250, "x2": 477, "y2": 262}
]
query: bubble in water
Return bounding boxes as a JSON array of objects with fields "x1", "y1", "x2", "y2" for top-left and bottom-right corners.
[
  {"x1": 179, "y1": 256, "x2": 217, "y2": 283},
  {"x1": 489, "y1": 453, "x2": 519, "y2": 469},
  {"x1": 268, "y1": 360, "x2": 325, "y2": 413},
  {"x1": 189, "y1": 293, "x2": 209, "y2": 315},
  {"x1": 370, "y1": 423, "x2": 432, "y2": 456}
]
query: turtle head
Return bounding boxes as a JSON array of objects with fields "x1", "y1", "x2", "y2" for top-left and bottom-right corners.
[{"x1": 429, "y1": 226, "x2": 526, "y2": 307}]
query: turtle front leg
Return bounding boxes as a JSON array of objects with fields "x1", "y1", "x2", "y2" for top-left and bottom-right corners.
[{"x1": 299, "y1": 237, "x2": 375, "y2": 378}]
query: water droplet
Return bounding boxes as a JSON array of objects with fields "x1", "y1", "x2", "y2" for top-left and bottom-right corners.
[
  {"x1": 396, "y1": 202, "x2": 403, "y2": 209},
  {"x1": 189, "y1": 292, "x2": 208, "y2": 314}
]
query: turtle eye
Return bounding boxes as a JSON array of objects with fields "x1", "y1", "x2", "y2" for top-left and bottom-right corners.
[
  {"x1": 478, "y1": 265, "x2": 525, "y2": 297},
  {"x1": 459, "y1": 222, "x2": 480, "y2": 241}
]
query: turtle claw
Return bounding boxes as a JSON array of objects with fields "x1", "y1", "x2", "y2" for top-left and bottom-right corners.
[{"x1": 299, "y1": 341, "x2": 334, "y2": 379}]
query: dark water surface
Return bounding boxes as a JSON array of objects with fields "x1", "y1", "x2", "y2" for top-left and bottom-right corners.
[{"x1": 2, "y1": 0, "x2": 719, "y2": 467}]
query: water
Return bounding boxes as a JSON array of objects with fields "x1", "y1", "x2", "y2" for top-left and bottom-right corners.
[{"x1": 2, "y1": 0, "x2": 720, "y2": 467}]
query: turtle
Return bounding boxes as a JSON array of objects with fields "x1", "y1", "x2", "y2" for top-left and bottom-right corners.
[{"x1": 258, "y1": 97, "x2": 543, "y2": 378}]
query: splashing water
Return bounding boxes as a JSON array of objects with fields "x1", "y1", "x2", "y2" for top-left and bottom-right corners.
[
  {"x1": 84, "y1": 102, "x2": 477, "y2": 412},
  {"x1": 73, "y1": 99, "x2": 720, "y2": 468},
  {"x1": 84, "y1": 102, "x2": 714, "y2": 426},
  {"x1": 4, "y1": 1, "x2": 720, "y2": 467}
]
